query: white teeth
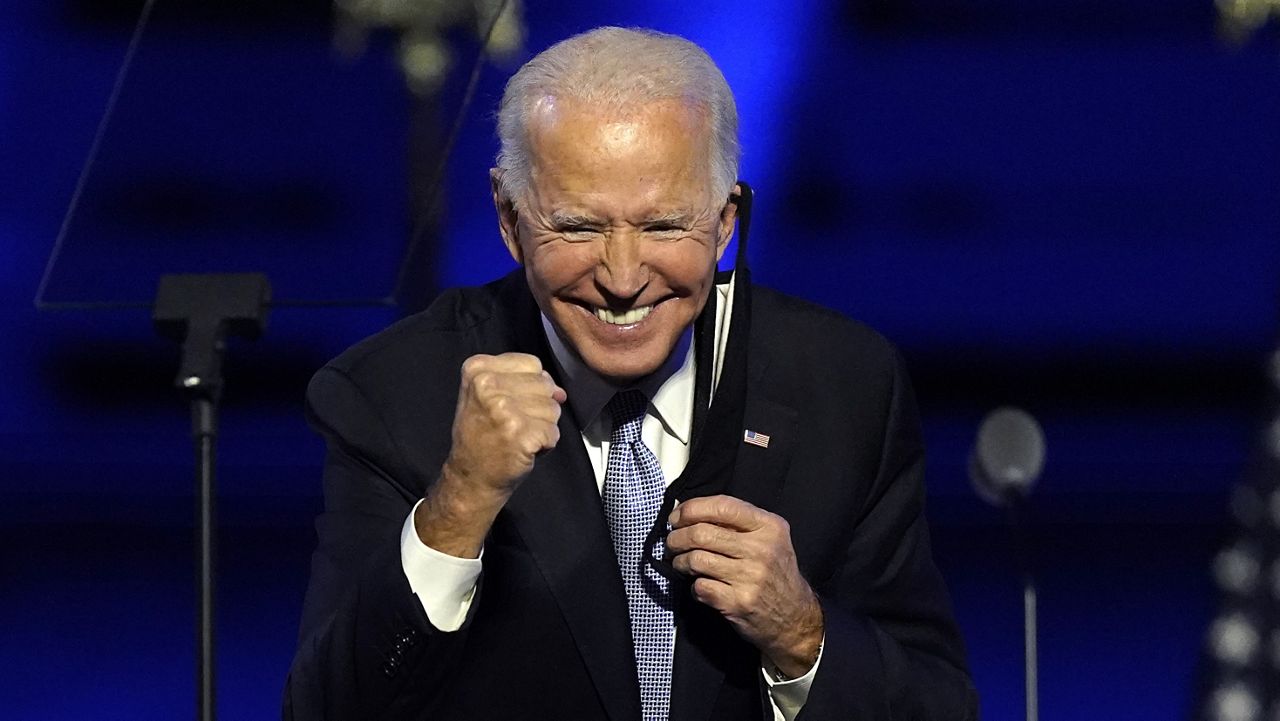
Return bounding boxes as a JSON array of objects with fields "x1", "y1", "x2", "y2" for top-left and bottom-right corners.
[{"x1": 594, "y1": 305, "x2": 653, "y2": 325}]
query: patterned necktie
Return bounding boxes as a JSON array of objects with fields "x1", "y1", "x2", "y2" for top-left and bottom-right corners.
[{"x1": 603, "y1": 389, "x2": 675, "y2": 721}]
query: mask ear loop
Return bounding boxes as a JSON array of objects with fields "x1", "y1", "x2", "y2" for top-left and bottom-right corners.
[{"x1": 643, "y1": 182, "x2": 754, "y2": 589}]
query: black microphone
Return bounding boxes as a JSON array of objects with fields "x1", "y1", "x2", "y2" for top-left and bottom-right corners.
[
  {"x1": 970, "y1": 406, "x2": 1045, "y2": 721},
  {"x1": 969, "y1": 406, "x2": 1046, "y2": 506}
]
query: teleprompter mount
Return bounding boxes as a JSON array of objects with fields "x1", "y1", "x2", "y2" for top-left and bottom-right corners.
[{"x1": 153, "y1": 272, "x2": 271, "y2": 721}]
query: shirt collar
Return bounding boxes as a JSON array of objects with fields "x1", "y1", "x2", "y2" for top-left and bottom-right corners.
[{"x1": 540, "y1": 314, "x2": 694, "y2": 445}]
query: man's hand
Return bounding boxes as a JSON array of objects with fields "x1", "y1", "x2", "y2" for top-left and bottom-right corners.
[
  {"x1": 666, "y1": 495, "x2": 824, "y2": 678},
  {"x1": 415, "y1": 353, "x2": 567, "y2": 558},
  {"x1": 445, "y1": 353, "x2": 567, "y2": 493}
]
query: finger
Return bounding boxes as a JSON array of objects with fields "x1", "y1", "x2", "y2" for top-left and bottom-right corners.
[
  {"x1": 509, "y1": 394, "x2": 563, "y2": 424},
  {"x1": 508, "y1": 372, "x2": 565, "y2": 399},
  {"x1": 509, "y1": 416, "x2": 560, "y2": 454},
  {"x1": 483, "y1": 396, "x2": 562, "y2": 445},
  {"x1": 666, "y1": 522, "x2": 744, "y2": 559},
  {"x1": 670, "y1": 495, "x2": 767, "y2": 533},
  {"x1": 518, "y1": 419, "x2": 561, "y2": 455},
  {"x1": 484, "y1": 352, "x2": 546, "y2": 373},
  {"x1": 690, "y1": 576, "x2": 733, "y2": 612},
  {"x1": 539, "y1": 370, "x2": 568, "y2": 404},
  {"x1": 462, "y1": 352, "x2": 544, "y2": 381},
  {"x1": 549, "y1": 381, "x2": 567, "y2": 405},
  {"x1": 540, "y1": 421, "x2": 562, "y2": 452},
  {"x1": 470, "y1": 371, "x2": 561, "y2": 400},
  {"x1": 671, "y1": 549, "x2": 732, "y2": 580},
  {"x1": 506, "y1": 372, "x2": 566, "y2": 406}
]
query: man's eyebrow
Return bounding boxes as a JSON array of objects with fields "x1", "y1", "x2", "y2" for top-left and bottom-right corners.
[
  {"x1": 548, "y1": 211, "x2": 606, "y2": 227},
  {"x1": 640, "y1": 211, "x2": 695, "y2": 225}
]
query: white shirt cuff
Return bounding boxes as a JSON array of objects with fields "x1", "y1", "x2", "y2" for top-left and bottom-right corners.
[
  {"x1": 399, "y1": 498, "x2": 483, "y2": 632},
  {"x1": 762, "y1": 635, "x2": 825, "y2": 721}
]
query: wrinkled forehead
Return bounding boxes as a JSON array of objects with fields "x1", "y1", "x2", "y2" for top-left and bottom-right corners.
[{"x1": 522, "y1": 95, "x2": 718, "y2": 200}]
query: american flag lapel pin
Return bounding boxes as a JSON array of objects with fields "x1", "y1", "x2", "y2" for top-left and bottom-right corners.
[{"x1": 743, "y1": 429, "x2": 771, "y2": 448}]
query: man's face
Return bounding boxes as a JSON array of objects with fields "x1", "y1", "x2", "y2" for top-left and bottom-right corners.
[{"x1": 493, "y1": 97, "x2": 736, "y2": 384}]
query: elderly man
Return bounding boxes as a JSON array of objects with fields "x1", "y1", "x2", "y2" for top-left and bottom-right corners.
[{"x1": 285, "y1": 27, "x2": 975, "y2": 721}]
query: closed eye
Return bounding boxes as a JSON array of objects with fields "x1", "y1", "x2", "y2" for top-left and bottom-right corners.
[
  {"x1": 643, "y1": 222, "x2": 691, "y2": 237},
  {"x1": 641, "y1": 212, "x2": 695, "y2": 235},
  {"x1": 548, "y1": 211, "x2": 606, "y2": 237},
  {"x1": 554, "y1": 224, "x2": 605, "y2": 241}
]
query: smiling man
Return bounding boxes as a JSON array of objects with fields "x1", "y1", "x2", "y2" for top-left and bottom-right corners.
[
  {"x1": 499, "y1": 93, "x2": 729, "y2": 384},
  {"x1": 285, "y1": 27, "x2": 975, "y2": 721}
]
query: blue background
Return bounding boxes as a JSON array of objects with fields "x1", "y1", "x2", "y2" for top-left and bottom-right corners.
[{"x1": 2, "y1": 0, "x2": 1277, "y2": 717}]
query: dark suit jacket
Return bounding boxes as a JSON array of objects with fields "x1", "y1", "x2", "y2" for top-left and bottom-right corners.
[{"x1": 283, "y1": 270, "x2": 977, "y2": 720}]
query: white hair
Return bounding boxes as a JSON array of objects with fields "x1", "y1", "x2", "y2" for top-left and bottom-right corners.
[{"x1": 494, "y1": 27, "x2": 739, "y2": 205}]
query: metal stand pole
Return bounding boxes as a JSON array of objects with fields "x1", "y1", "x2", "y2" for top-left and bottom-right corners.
[
  {"x1": 1023, "y1": 571, "x2": 1038, "y2": 721},
  {"x1": 193, "y1": 397, "x2": 218, "y2": 721},
  {"x1": 1007, "y1": 495, "x2": 1039, "y2": 721}
]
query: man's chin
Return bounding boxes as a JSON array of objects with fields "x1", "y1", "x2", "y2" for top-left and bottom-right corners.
[{"x1": 583, "y1": 356, "x2": 664, "y2": 386}]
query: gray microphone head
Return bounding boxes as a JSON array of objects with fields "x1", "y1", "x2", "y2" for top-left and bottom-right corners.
[{"x1": 969, "y1": 407, "x2": 1045, "y2": 506}]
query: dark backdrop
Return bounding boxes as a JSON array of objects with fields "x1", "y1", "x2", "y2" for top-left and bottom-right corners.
[{"x1": 2, "y1": 0, "x2": 1277, "y2": 718}]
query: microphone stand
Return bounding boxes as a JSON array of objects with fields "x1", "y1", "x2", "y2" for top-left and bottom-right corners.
[
  {"x1": 154, "y1": 273, "x2": 270, "y2": 721},
  {"x1": 1005, "y1": 492, "x2": 1038, "y2": 721}
]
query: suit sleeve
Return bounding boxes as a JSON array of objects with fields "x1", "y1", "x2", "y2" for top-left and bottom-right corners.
[
  {"x1": 798, "y1": 350, "x2": 979, "y2": 720},
  {"x1": 282, "y1": 366, "x2": 478, "y2": 720}
]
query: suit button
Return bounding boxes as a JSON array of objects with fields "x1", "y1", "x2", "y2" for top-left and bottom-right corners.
[{"x1": 381, "y1": 662, "x2": 397, "y2": 679}]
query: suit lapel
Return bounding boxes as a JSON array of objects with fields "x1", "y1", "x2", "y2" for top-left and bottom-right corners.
[
  {"x1": 503, "y1": 428, "x2": 641, "y2": 721},
  {"x1": 494, "y1": 273, "x2": 641, "y2": 721},
  {"x1": 729, "y1": 390, "x2": 798, "y2": 513}
]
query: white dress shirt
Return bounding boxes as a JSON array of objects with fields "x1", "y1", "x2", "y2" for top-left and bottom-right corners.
[{"x1": 399, "y1": 282, "x2": 821, "y2": 720}]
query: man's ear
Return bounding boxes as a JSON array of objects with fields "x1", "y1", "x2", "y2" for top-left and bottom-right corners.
[
  {"x1": 491, "y1": 168, "x2": 523, "y2": 265},
  {"x1": 715, "y1": 182, "x2": 742, "y2": 262}
]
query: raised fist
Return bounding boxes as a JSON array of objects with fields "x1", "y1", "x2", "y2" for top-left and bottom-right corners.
[
  {"x1": 444, "y1": 352, "x2": 567, "y2": 498},
  {"x1": 416, "y1": 353, "x2": 567, "y2": 557}
]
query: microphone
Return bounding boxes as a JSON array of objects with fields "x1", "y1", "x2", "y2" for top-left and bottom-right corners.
[
  {"x1": 969, "y1": 406, "x2": 1046, "y2": 506},
  {"x1": 969, "y1": 406, "x2": 1045, "y2": 721}
]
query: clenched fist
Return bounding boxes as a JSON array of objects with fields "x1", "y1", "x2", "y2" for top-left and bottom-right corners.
[{"x1": 415, "y1": 353, "x2": 567, "y2": 558}]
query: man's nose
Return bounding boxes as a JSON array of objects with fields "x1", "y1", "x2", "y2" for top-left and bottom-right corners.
[{"x1": 597, "y1": 233, "x2": 648, "y2": 301}]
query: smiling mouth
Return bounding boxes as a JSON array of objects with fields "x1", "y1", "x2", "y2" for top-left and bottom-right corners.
[{"x1": 593, "y1": 304, "x2": 654, "y2": 326}]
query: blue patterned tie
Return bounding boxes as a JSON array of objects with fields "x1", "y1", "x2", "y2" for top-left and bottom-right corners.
[{"x1": 603, "y1": 390, "x2": 674, "y2": 721}]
